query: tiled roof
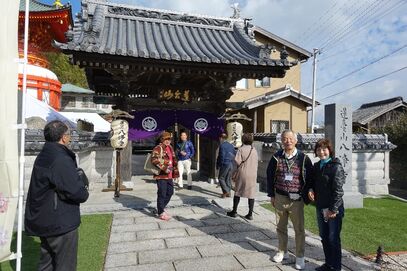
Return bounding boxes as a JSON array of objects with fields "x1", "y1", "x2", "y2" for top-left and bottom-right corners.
[
  {"x1": 353, "y1": 96, "x2": 407, "y2": 125},
  {"x1": 62, "y1": 83, "x2": 94, "y2": 94},
  {"x1": 255, "y1": 133, "x2": 396, "y2": 151},
  {"x1": 253, "y1": 26, "x2": 312, "y2": 60},
  {"x1": 229, "y1": 84, "x2": 318, "y2": 110},
  {"x1": 55, "y1": 0, "x2": 295, "y2": 68},
  {"x1": 19, "y1": 0, "x2": 63, "y2": 12}
]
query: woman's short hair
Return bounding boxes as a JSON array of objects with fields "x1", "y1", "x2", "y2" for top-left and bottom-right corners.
[
  {"x1": 314, "y1": 138, "x2": 335, "y2": 158},
  {"x1": 242, "y1": 133, "x2": 253, "y2": 145}
]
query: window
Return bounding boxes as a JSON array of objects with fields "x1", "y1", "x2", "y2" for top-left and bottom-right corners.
[
  {"x1": 235, "y1": 78, "x2": 248, "y2": 89},
  {"x1": 81, "y1": 97, "x2": 95, "y2": 108},
  {"x1": 271, "y1": 120, "x2": 289, "y2": 133},
  {"x1": 81, "y1": 97, "x2": 89, "y2": 108},
  {"x1": 255, "y1": 77, "x2": 271, "y2": 87},
  {"x1": 62, "y1": 96, "x2": 75, "y2": 108}
]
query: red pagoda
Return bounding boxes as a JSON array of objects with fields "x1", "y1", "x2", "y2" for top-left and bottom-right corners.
[{"x1": 18, "y1": 0, "x2": 73, "y2": 111}]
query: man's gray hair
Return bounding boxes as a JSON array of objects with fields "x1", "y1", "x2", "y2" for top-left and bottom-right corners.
[{"x1": 281, "y1": 129, "x2": 298, "y2": 140}]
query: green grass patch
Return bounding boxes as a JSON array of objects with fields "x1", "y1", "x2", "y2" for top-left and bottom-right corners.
[
  {"x1": 0, "y1": 214, "x2": 112, "y2": 271},
  {"x1": 261, "y1": 197, "x2": 407, "y2": 255}
]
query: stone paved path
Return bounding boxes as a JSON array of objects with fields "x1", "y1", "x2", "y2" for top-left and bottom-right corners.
[{"x1": 82, "y1": 175, "x2": 378, "y2": 271}]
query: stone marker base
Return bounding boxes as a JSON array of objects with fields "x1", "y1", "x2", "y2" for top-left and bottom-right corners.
[{"x1": 343, "y1": 191, "x2": 363, "y2": 208}]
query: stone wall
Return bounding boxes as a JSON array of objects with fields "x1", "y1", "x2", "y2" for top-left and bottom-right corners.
[
  {"x1": 24, "y1": 129, "x2": 115, "y2": 193},
  {"x1": 255, "y1": 133, "x2": 395, "y2": 196}
]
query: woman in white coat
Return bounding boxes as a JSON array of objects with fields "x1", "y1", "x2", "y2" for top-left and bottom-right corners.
[{"x1": 227, "y1": 133, "x2": 258, "y2": 220}]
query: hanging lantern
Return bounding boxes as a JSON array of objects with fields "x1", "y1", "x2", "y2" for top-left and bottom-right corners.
[
  {"x1": 226, "y1": 121, "x2": 243, "y2": 148},
  {"x1": 110, "y1": 119, "x2": 129, "y2": 149}
]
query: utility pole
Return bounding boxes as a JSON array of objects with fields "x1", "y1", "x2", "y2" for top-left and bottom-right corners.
[{"x1": 311, "y1": 48, "x2": 319, "y2": 133}]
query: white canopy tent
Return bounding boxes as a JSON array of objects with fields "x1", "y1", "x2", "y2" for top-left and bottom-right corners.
[
  {"x1": 60, "y1": 112, "x2": 110, "y2": 132},
  {"x1": 0, "y1": 0, "x2": 21, "y2": 268},
  {"x1": 25, "y1": 94, "x2": 77, "y2": 129}
]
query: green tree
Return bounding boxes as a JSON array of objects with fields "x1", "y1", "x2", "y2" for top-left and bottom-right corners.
[
  {"x1": 373, "y1": 112, "x2": 407, "y2": 188},
  {"x1": 44, "y1": 52, "x2": 88, "y2": 88}
]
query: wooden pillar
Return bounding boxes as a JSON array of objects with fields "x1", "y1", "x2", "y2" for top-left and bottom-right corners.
[{"x1": 253, "y1": 109, "x2": 257, "y2": 133}]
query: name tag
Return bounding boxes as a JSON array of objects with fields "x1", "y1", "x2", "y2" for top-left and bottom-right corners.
[{"x1": 285, "y1": 174, "x2": 293, "y2": 181}]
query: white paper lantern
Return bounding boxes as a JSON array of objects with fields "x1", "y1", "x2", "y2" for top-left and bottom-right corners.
[
  {"x1": 110, "y1": 119, "x2": 129, "y2": 149},
  {"x1": 226, "y1": 121, "x2": 243, "y2": 148}
]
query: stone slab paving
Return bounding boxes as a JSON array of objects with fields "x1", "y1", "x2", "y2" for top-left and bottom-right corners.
[{"x1": 82, "y1": 175, "x2": 378, "y2": 270}]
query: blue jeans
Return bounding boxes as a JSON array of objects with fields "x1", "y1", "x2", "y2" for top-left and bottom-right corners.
[
  {"x1": 218, "y1": 163, "x2": 232, "y2": 194},
  {"x1": 316, "y1": 205, "x2": 344, "y2": 271},
  {"x1": 157, "y1": 179, "x2": 174, "y2": 215}
]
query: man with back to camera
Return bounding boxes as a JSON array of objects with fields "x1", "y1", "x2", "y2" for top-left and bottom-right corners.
[
  {"x1": 25, "y1": 120, "x2": 89, "y2": 271},
  {"x1": 267, "y1": 130, "x2": 313, "y2": 270},
  {"x1": 216, "y1": 132, "x2": 236, "y2": 198}
]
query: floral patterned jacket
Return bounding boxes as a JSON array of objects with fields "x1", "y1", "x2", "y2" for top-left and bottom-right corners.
[{"x1": 151, "y1": 143, "x2": 179, "y2": 180}]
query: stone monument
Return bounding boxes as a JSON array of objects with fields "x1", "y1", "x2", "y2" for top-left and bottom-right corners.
[{"x1": 325, "y1": 104, "x2": 363, "y2": 208}]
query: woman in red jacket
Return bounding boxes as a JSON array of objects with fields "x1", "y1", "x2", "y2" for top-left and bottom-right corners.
[{"x1": 151, "y1": 131, "x2": 179, "y2": 221}]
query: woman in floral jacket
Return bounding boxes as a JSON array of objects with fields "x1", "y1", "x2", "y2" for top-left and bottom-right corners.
[{"x1": 151, "y1": 131, "x2": 179, "y2": 221}]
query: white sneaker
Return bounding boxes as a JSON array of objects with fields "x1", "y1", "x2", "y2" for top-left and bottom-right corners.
[
  {"x1": 295, "y1": 257, "x2": 305, "y2": 270},
  {"x1": 272, "y1": 251, "x2": 289, "y2": 263}
]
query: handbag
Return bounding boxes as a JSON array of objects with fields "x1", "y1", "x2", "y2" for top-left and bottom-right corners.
[
  {"x1": 144, "y1": 146, "x2": 164, "y2": 175},
  {"x1": 77, "y1": 168, "x2": 89, "y2": 189},
  {"x1": 232, "y1": 146, "x2": 253, "y2": 182}
]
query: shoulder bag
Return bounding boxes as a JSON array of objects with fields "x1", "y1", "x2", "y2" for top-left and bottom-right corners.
[{"x1": 144, "y1": 146, "x2": 164, "y2": 175}]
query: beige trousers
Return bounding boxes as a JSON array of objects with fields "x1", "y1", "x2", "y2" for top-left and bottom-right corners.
[
  {"x1": 274, "y1": 193, "x2": 305, "y2": 258},
  {"x1": 177, "y1": 159, "x2": 192, "y2": 187}
]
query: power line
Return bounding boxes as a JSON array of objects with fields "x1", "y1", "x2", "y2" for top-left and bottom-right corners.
[
  {"x1": 318, "y1": 43, "x2": 407, "y2": 90},
  {"x1": 318, "y1": 42, "x2": 365, "y2": 63},
  {"x1": 320, "y1": 65, "x2": 407, "y2": 101},
  {"x1": 320, "y1": 0, "x2": 406, "y2": 51},
  {"x1": 295, "y1": 0, "x2": 342, "y2": 44},
  {"x1": 320, "y1": 0, "x2": 384, "y2": 50},
  {"x1": 313, "y1": 0, "x2": 376, "y2": 47},
  {"x1": 300, "y1": 0, "x2": 363, "y2": 46}
]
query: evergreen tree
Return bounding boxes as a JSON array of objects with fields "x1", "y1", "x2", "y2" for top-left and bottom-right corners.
[{"x1": 45, "y1": 52, "x2": 88, "y2": 88}]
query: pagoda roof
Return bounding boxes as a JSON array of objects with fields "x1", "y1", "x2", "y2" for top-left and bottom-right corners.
[
  {"x1": 55, "y1": 0, "x2": 295, "y2": 70},
  {"x1": 19, "y1": 0, "x2": 70, "y2": 13}
]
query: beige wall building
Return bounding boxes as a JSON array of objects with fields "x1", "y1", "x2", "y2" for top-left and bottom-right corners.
[{"x1": 227, "y1": 26, "x2": 313, "y2": 134}]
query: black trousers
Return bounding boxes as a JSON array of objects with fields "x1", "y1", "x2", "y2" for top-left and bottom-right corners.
[
  {"x1": 157, "y1": 179, "x2": 174, "y2": 215},
  {"x1": 38, "y1": 228, "x2": 78, "y2": 271}
]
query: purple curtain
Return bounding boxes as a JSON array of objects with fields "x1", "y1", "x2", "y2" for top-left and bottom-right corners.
[
  {"x1": 176, "y1": 110, "x2": 224, "y2": 139},
  {"x1": 128, "y1": 110, "x2": 175, "y2": 140},
  {"x1": 128, "y1": 110, "x2": 224, "y2": 140}
]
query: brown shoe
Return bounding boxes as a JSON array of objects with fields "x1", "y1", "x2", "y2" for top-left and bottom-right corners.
[
  {"x1": 226, "y1": 192, "x2": 231, "y2": 197},
  {"x1": 221, "y1": 193, "x2": 227, "y2": 198}
]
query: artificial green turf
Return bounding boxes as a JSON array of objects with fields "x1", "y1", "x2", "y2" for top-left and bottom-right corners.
[
  {"x1": 261, "y1": 197, "x2": 407, "y2": 255},
  {"x1": 0, "y1": 214, "x2": 112, "y2": 271}
]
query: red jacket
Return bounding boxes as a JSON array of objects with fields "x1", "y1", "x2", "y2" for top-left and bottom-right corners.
[{"x1": 151, "y1": 143, "x2": 179, "y2": 179}]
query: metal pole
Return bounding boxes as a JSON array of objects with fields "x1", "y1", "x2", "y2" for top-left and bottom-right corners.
[
  {"x1": 16, "y1": 0, "x2": 30, "y2": 270},
  {"x1": 311, "y1": 48, "x2": 319, "y2": 133}
]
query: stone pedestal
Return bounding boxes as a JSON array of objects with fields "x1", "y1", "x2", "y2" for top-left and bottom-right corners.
[{"x1": 325, "y1": 104, "x2": 363, "y2": 208}]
